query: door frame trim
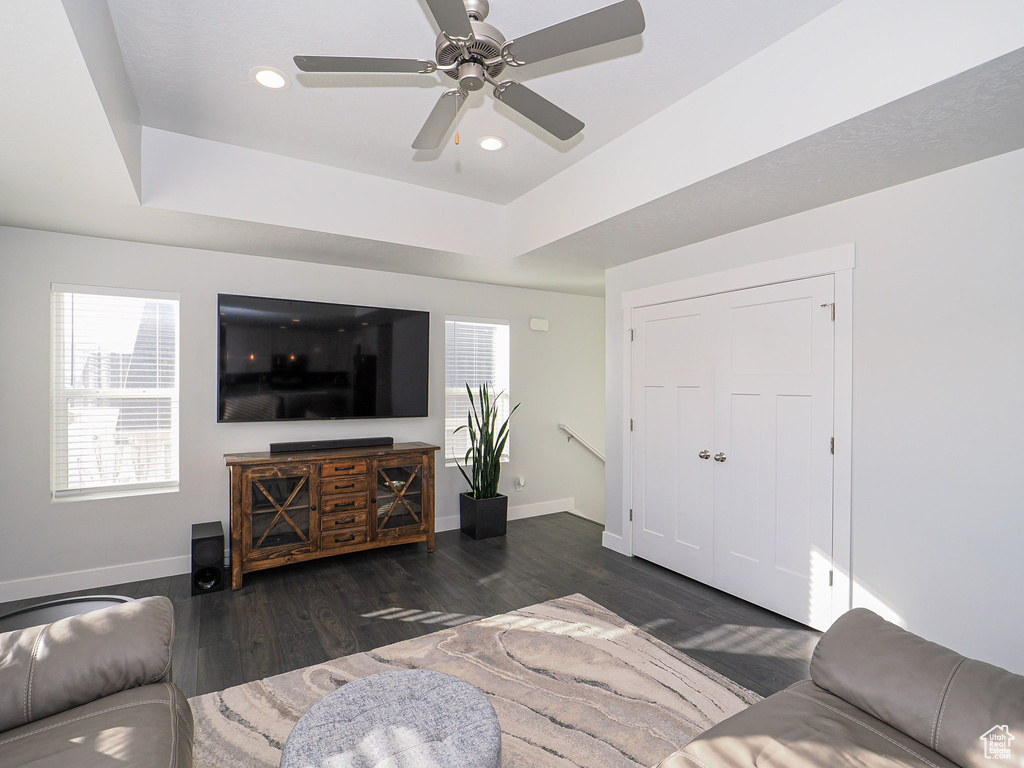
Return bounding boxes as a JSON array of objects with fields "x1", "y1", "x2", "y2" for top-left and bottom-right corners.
[{"x1": 619, "y1": 243, "x2": 855, "y2": 625}]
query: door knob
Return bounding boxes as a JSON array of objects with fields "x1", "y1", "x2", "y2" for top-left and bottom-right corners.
[
  {"x1": 714, "y1": 452, "x2": 727, "y2": 462},
  {"x1": 698, "y1": 450, "x2": 711, "y2": 460}
]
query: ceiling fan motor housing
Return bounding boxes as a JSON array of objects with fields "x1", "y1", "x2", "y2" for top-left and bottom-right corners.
[
  {"x1": 463, "y1": 0, "x2": 489, "y2": 21},
  {"x1": 436, "y1": 20, "x2": 507, "y2": 86}
]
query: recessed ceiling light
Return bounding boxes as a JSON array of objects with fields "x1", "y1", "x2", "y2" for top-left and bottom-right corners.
[
  {"x1": 479, "y1": 136, "x2": 506, "y2": 151},
  {"x1": 250, "y1": 67, "x2": 289, "y2": 90}
]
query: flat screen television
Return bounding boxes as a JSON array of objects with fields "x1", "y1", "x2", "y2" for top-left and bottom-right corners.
[{"x1": 217, "y1": 294, "x2": 429, "y2": 422}]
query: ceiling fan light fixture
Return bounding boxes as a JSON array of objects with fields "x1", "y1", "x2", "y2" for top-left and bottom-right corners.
[
  {"x1": 479, "y1": 136, "x2": 507, "y2": 151},
  {"x1": 251, "y1": 67, "x2": 289, "y2": 90},
  {"x1": 458, "y1": 61, "x2": 487, "y2": 91}
]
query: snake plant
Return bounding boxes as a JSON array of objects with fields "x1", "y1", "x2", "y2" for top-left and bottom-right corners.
[{"x1": 454, "y1": 383, "x2": 520, "y2": 499}]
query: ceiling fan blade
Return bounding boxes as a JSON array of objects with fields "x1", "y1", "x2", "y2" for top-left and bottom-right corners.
[
  {"x1": 506, "y1": 0, "x2": 646, "y2": 66},
  {"x1": 493, "y1": 82, "x2": 584, "y2": 141},
  {"x1": 294, "y1": 56, "x2": 432, "y2": 74},
  {"x1": 412, "y1": 90, "x2": 467, "y2": 150},
  {"x1": 424, "y1": 0, "x2": 474, "y2": 39}
]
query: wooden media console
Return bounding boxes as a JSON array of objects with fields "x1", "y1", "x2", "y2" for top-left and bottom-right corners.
[{"x1": 225, "y1": 442, "x2": 439, "y2": 589}]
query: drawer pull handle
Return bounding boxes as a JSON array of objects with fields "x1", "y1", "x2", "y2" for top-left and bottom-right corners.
[
  {"x1": 332, "y1": 517, "x2": 356, "y2": 526},
  {"x1": 334, "y1": 534, "x2": 356, "y2": 544},
  {"x1": 333, "y1": 465, "x2": 357, "y2": 472},
  {"x1": 334, "y1": 483, "x2": 356, "y2": 490},
  {"x1": 334, "y1": 500, "x2": 355, "y2": 509}
]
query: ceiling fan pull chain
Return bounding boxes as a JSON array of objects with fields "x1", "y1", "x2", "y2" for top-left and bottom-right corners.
[{"x1": 454, "y1": 88, "x2": 463, "y2": 146}]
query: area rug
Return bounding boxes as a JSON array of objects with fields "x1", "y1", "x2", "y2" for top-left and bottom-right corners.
[{"x1": 189, "y1": 593, "x2": 759, "y2": 768}]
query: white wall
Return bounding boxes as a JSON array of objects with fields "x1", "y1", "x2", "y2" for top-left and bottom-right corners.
[
  {"x1": 0, "y1": 228, "x2": 604, "y2": 601},
  {"x1": 606, "y1": 147, "x2": 1024, "y2": 675}
]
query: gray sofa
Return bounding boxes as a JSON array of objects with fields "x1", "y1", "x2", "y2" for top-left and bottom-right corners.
[
  {"x1": 0, "y1": 595, "x2": 193, "y2": 768},
  {"x1": 660, "y1": 608, "x2": 1024, "y2": 768}
]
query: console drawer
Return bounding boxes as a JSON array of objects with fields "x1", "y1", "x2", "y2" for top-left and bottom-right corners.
[
  {"x1": 322, "y1": 460, "x2": 368, "y2": 477},
  {"x1": 321, "y1": 528, "x2": 368, "y2": 550},
  {"x1": 321, "y1": 509, "x2": 367, "y2": 532},
  {"x1": 321, "y1": 492, "x2": 368, "y2": 516},
  {"x1": 321, "y1": 474, "x2": 368, "y2": 496}
]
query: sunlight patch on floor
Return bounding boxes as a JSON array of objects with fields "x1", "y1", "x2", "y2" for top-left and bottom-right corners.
[
  {"x1": 639, "y1": 617, "x2": 673, "y2": 632},
  {"x1": 473, "y1": 613, "x2": 632, "y2": 641},
  {"x1": 674, "y1": 624, "x2": 816, "y2": 660},
  {"x1": 360, "y1": 607, "x2": 483, "y2": 627},
  {"x1": 359, "y1": 606, "x2": 633, "y2": 640}
]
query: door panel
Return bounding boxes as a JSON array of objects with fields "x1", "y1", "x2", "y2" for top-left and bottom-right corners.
[
  {"x1": 774, "y1": 394, "x2": 814, "y2": 578},
  {"x1": 640, "y1": 384, "x2": 675, "y2": 539},
  {"x1": 675, "y1": 385, "x2": 710, "y2": 550},
  {"x1": 723, "y1": 392, "x2": 761, "y2": 563},
  {"x1": 730, "y1": 297, "x2": 815, "y2": 376}
]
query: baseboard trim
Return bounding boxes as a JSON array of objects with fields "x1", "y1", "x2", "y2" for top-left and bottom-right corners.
[
  {"x1": 602, "y1": 530, "x2": 629, "y2": 556},
  {"x1": 436, "y1": 497, "x2": 575, "y2": 533},
  {"x1": 435, "y1": 514, "x2": 461, "y2": 533},
  {"x1": 566, "y1": 509, "x2": 603, "y2": 525},
  {"x1": 2, "y1": 499, "x2": 579, "y2": 602},
  {"x1": 509, "y1": 497, "x2": 575, "y2": 521},
  {"x1": 0, "y1": 555, "x2": 191, "y2": 604}
]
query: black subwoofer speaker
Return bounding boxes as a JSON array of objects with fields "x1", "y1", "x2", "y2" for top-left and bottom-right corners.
[{"x1": 191, "y1": 521, "x2": 225, "y2": 596}]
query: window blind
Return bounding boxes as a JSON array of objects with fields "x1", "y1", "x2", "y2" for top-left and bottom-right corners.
[
  {"x1": 51, "y1": 286, "x2": 180, "y2": 499},
  {"x1": 444, "y1": 319, "x2": 510, "y2": 466}
]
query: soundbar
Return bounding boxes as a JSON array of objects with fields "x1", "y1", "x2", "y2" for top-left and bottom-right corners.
[{"x1": 269, "y1": 437, "x2": 395, "y2": 454}]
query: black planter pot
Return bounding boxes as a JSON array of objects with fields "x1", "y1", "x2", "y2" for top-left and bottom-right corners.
[{"x1": 459, "y1": 492, "x2": 508, "y2": 540}]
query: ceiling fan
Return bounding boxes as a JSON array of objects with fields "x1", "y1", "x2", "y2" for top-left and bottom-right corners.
[{"x1": 293, "y1": 0, "x2": 646, "y2": 150}]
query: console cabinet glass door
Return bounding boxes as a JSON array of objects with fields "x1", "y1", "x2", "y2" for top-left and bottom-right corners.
[
  {"x1": 243, "y1": 465, "x2": 317, "y2": 557},
  {"x1": 375, "y1": 459, "x2": 425, "y2": 537}
]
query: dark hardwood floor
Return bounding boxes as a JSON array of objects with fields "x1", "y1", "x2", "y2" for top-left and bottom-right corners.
[{"x1": 0, "y1": 513, "x2": 820, "y2": 699}]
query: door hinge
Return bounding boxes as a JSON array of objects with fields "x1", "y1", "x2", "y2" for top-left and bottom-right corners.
[
  {"x1": 629, "y1": 508, "x2": 634, "y2": 522},
  {"x1": 830, "y1": 437, "x2": 834, "y2": 455},
  {"x1": 630, "y1": 418, "x2": 634, "y2": 432},
  {"x1": 821, "y1": 302, "x2": 835, "y2": 321},
  {"x1": 829, "y1": 570, "x2": 834, "y2": 587},
  {"x1": 629, "y1": 328, "x2": 635, "y2": 342}
]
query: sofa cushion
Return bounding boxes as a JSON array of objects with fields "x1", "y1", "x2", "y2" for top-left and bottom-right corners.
[
  {"x1": 930, "y1": 658, "x2": 1024, "y2": 768},
  {"x1": 810, "y1": 608, "x2": 1024, "y2": 768},
  {"x1": 0, "y1": 596, "x2": 175, "y2": 733},
  {"x1": 0, "y1": 681, "x2": 193, "y2": 768},
  {"x1": 660, "y1": 680, "x2": 961, "y2": 768}
]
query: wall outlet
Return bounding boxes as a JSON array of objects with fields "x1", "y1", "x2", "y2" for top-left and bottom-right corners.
[{"x1": 514, "y1": 475, "x2": 526, "y2": 491}]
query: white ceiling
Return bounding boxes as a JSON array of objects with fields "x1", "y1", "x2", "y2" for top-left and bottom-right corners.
[
  {"x1": 2, "y1": 1, "x2": 1024, "y2": 296},
  {"x1": 104, "y1": 0, "x2": 842, "y2": 204}
]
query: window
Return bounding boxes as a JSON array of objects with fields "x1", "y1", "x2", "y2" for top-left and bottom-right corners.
[
  {"x1": 51, "y1": 285, "x2": 180, "y2": 499},
  {"x1": 444, "y1": 318, "x2": 510, "y2": 466}
]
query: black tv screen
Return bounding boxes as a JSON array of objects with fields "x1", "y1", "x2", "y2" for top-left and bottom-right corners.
[{"x1": 217, "y1": 294, "x2": 429, "y2": 422}]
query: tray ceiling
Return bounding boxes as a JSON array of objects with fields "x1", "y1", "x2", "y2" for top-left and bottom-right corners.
[{"x1": 1, "y1": 1, "x2": 1023, "y2": 295}]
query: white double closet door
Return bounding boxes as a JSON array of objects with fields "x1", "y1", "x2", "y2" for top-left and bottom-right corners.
[{"x1": 631, "y1": 275, "x2": 835, "y2": 629}]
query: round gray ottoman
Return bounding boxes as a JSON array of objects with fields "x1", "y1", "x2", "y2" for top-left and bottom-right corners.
[{"x1": 279, "y1": 669, "x2": 501, "y2": 768}]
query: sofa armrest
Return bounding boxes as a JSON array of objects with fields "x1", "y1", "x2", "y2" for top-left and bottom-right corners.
[
  {"x1": 811, "y1": 607, "x2": 1024, "y2": 768},
  {"x1": 0, "y1": 596, "x2": 175, "y2": 733}
]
